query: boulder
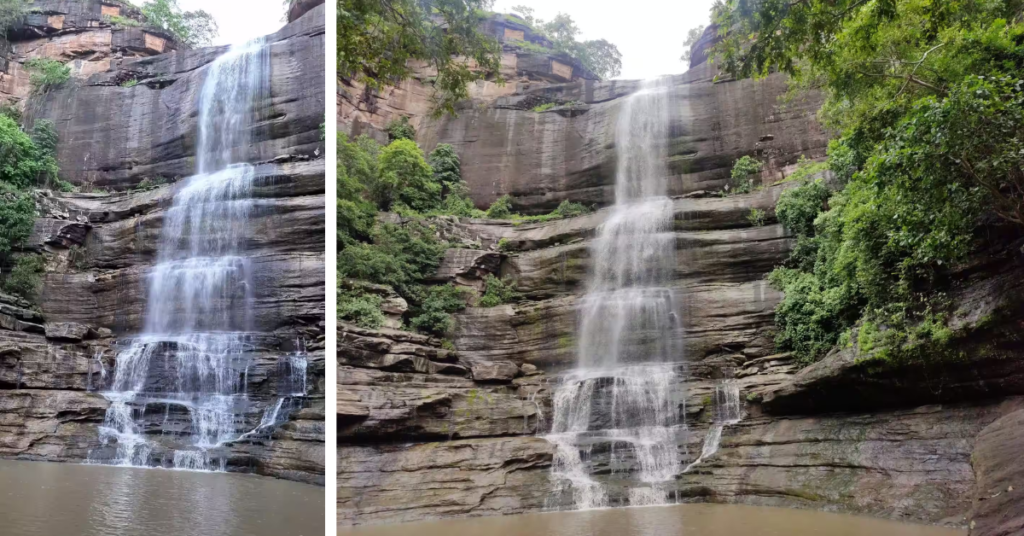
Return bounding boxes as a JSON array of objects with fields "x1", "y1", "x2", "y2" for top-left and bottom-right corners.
[
  {"x1": 969, "y1": 409, "x2": 1024, "y2": 536},
  {"x1": 469, "y1": 360, "x2": 519, "y2": 382},
  {"x1": 44, "y1": 322, "x2": 91, "y2": 341}
]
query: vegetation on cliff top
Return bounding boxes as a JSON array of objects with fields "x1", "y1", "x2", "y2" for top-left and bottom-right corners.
[
  {"x1": 138, "y1": 0, "x2": 218, "y2": 48},
  {"x1": 339, "y1": 0, "x2": 503, "y2": 117},
  {"x1": 712, "y1": 0, "x2": 1024, "y2": 363},
  {"x1": 339, "y1": 0, "x2": 622, "y2": 117},
  {"x1": 507, "y1": 6, "x2": 623, "y2": 79}
]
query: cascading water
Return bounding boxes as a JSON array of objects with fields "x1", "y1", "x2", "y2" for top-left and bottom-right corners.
[
  {"x1": 547, "y1": 79, "x2": 685, "y2": 508},
  {"x1": 683, "y1": 380, "x2": 742, "y2": 473},
  {"x1": 90, "y1": 40, "x2": 303, "y2": 471}
]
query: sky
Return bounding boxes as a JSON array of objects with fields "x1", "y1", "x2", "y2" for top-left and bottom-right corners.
[
  {"x1": 173, "y1": 0, "x2": 289, "y2": 46},
  {"x1": 492, "y1": 0, "x2": 718, "y2": 80}
]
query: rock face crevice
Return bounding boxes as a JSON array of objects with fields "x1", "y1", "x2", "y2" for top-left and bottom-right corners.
[
  {"x1": 340, "y1": 51, "x2": 1024, "y2": 532},
  {"x1": 0, "y1": 3, "x2": 326, "y2": 485}
]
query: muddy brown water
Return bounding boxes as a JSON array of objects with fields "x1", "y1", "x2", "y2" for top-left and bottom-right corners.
[
  {"x1": 0, "y1": 460, "x2": 324, "y2": 536},
  {"x1": 341, "y1": 503, "x2": 966, "y2": 536}
]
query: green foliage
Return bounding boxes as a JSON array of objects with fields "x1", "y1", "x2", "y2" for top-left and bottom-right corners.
[
  {"x1": 532, "y1": 102, "x2": 556, "y2": 112},
  {"x1": 24, "y1": 58, "x2": 70, "y2": 93},
  {"x1": 0, "y1": 116, "x2": 52, "y2": 189},
  {"x1": 0, "y1": 183, "x2": 35, "y2": 255},
  {"x1": 337, "y1": 133, "x2": 379, "y2": 247},
  {"x1": 337, "y1": 288, "x2": 386, "y2": 328},
  {"x1": 0, "y1": 0, "x2": 26, "y2": 38},
  {"x1": 140, "y1": 0, "x2": 217, "y2": 48},
  {"x1": 0, "y1": 103, "x2": 20, "y2": 123},
  {"x1": 532, "y1": 13, "x2": 622, "y2": 79},
  {"x1": 409, "y1": 284, "x2": 468, "y2": 336},
  {"x1": 132, "y1": 177, "x2": 167, "y2": 192},
  {"x1": 747, "y1": 208, "x2": 767, "y2": 227},
  {"x1": 2, "y1": 254, "x2": 43, "y2": 302},
  {"x1": 776, "y1": 179, "x2": 830, "y2": 237},
  {"x1": 486, "y1": 194, "x2": 513, "y2": 218},
  {"x1": 437, "y1": 192, "x2": 485, "y2": 217},
  {"x1": 106, "y1": 15, "x2": 141, "y2": 28},
  {"x1": 681, "y1": 25, "x2": 705, "y2": 63},
  {"x1": 497, "y1": 237, "x2": 512, "y2": 252},
  {"x1": 478, "y1": 274, "x2": 521, "y2": 307},
  {"x1": 338, "y1": 222, "x2": 447, "y2": 300},
  {"x1": 729, "y1": 155, "x2": 762, "y2": 193},
  {"x1": 339, "y1": 0, "x2": 503, "y2": 117},
  {"x1": 550, "y1": 200, "x2": 591, "y2": 218},
  {"x1": 385, "y1": 116, "x2": 416, "y2": 142},
  {"x1": 121, "y1": 79, "x2": 139, "y2": 88},
  {"x1": 29, "y1": 120, "x2": 63, "y2": 191},
  {"x1": 377, "y1": 139, "x2": 440, "y2": 212},
  {"x1": 427, "y1": 143, "x2": 462, "y2": 192}
]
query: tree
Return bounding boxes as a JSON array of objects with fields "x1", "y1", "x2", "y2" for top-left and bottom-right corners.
[
  {"x1": 339, "y1": 0, "x2": 503, "y2": 117},
  {"x1": 711, "y1": 0, "x2": 1024, "y2": 363},
  {"x1": 376, "y1": 139, "x2": 439, "y2": 212},
  {"x1": 537, "y1": 13, "x2": 622, "y2": 79},
  {"x1": 141, "y1": 0, "x2": 218, "y2": 48},
  {"x1": 0, "y1": 184, "x2": 35, "y2": 255},
  {"x1": 680, "y1": 25, "x2": 705, "y2": 63},
  {"x1": 0, "y1": 0, "x2": 26, "y2": 38}
]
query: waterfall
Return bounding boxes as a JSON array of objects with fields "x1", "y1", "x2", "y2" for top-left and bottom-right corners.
[
  {"x1": 91, "y1": 40, "x2": 277, "y2": 471},
  {"x1": 547, "y1": 79, "x2": 685, "y2": 508},
  {"x1": 683, "y1": 380, "x2": 742, "y2": 473}
]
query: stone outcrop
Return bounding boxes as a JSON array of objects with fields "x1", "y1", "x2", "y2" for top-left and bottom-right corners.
[
  {"x1": 25, "y1": 4, "x2": 326, "y2": 190},
  {"x1": 0, "y1": 3, "x2": 326, "y2": 485},
  {"x1": 289, "y1": 0, "x2": 325, "y2": 23},
  {"x1": 969, "y1": 410, "x2": 1024, "y2": 536},
  {"x1": 416, "y1": 61, "x2": 828, "y2": 214},
  {"x1": 339, "y1": 12, "x2": 604, "y2": 143},
  {"x1": 1, "y1": 0, "x2": 182, "y2": 107}
]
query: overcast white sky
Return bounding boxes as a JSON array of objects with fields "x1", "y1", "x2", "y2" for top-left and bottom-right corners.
[
  {"x1": 171, "y1": 0, "x2": 289, "y2": 46},
  {"x1": 493, "y1": 0, "x2": 717, "y2": 80}
]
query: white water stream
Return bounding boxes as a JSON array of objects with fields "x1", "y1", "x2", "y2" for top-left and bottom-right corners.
[
  {"x1": 90, "y1": 40, "x2": 306, "y2": 470},
  {"x1": 547, "y1": 79, "x2": 685, "y2": 508}
]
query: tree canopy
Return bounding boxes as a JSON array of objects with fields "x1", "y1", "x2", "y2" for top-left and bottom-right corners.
[
  {"x1": 339, "y1": 0, "x2": 503, "y2": 117},
  {"x1": 710, "y1": 0, "x2": 1024, "y2": 363},
  {"x1": 139, "y1": 0, "x2": 218, "y2": 48},
  {"x1": 510, "y1": 6, "x2": 623, "y2": 79}
]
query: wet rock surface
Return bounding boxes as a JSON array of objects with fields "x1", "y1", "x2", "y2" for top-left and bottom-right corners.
[{"x1": 969, "y1": 409, "x2": 1024, "y2": 536}]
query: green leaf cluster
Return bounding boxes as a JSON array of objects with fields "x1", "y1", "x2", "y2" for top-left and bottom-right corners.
[
  {"x1": 478, "y1": 274, "x2": 522, "y2": 307},
  {"x1": 409, "y1": 284, "x2": 469, "y2": 336},
  {"x1": 337, "y1": 289, "x2": 386, "y2": 329},
  {"x1": 140, "y1": 0, "x2": 217, "y2": 48},
  {"x1": 2, "y1": 254, "x2": 43, "y2": 302},
  {"x1": 509, "y1": 8, "x2": 622, "y2": 79},
  {"x1": 713, "y1": 0, "x2": 1024, "y2": 364},
  {"x1": 24, "y1": 58, "x2": 70, "y2": 94},
  {"x1": 338, "y1": 133, "x2": 480, "y2": 334},
  {"x1": 339, "y1": 0, "x2": 503, "y2": 117},
  {"x1": 729, "y1": 155, "x2": 762, "y2": 194}
]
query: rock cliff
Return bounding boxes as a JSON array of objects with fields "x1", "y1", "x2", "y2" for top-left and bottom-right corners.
[
  {"x1": 339, "y1": 43, "x2": 1024, "y2": 534},
  {"x1": 0, "y1": 2, "x2": 326, "y2": 485}
]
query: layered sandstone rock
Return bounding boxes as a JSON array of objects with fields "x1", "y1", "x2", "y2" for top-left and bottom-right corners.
[
  {"x1": 1, "y1": 0, "x2": 182, "y2": 106},
  {"x1": 25, "y1": 4, "x2": 326, "y2": 190}
]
